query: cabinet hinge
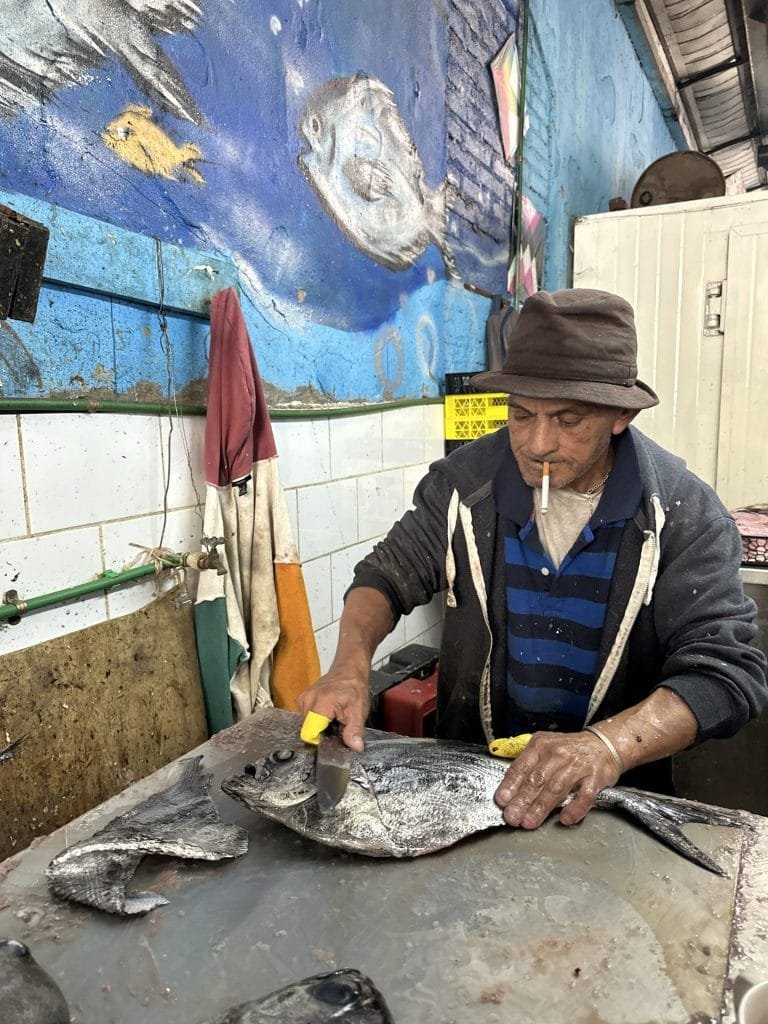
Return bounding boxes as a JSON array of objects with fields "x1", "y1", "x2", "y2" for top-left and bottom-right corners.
[{"x1": 703, "y1": 280, "x2": 726, "y2": 336}]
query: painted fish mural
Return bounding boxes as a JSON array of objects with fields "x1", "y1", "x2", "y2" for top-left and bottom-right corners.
[
  {"x1": 0, "y1": 0, "x2": 203, "y2": 123},
  {"x1": 297, "y1": 72, "x2": 458, "y2": 277},
  {"x1": 102, "y1": 105, "x2": 205, "y2": 184}
]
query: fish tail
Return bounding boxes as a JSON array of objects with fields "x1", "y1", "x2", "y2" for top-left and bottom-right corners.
[
  {"x1": 427, "y1": 177, "x2": 460, "y2": 280},
  {"x1": 596, "y1": 787, "x2": 742, "y2": 877}
]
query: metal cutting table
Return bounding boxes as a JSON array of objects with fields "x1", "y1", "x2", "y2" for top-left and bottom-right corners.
[{"x1": 1, "y1": 707, "x2": 767, "y2": 1023}]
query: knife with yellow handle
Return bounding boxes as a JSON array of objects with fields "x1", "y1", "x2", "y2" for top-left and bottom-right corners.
[
  {"x1": 487, "y1": 733, "x2": 533, "y2": 759},
  {"x1": 300, "y1": 711, "x2": 352, "y2": 813}
]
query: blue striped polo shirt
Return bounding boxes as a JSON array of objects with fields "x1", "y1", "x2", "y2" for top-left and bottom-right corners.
[{"x1": 492, "y1": 429, "x2": 642, "y2": 735}]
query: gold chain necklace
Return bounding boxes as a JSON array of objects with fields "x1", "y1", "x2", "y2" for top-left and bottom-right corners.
[{"x1": 583, "y1": 468, "x2": 612, "y2": 497}]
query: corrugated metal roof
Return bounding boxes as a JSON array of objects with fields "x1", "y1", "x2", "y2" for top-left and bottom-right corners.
[{"x1": 631, "y1": 0, "x2": 767, "y2": 191}]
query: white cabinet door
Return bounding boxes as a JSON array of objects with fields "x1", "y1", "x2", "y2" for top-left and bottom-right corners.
[
  {"x1": 573, "y1": 194, "x2": 768, "y2": 508},
  {"x1": 716, "y1": 222, "x2": 768, "y2": 508}
]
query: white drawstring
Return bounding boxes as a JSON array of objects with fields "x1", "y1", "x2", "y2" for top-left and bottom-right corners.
[{"x1": 585, "y1": 494, "x2": 665, "y2": 724}]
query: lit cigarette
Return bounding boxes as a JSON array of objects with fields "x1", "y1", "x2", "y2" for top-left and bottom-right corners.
[{"x1": 541, "y1": 461, "x2": 550, "y2": 514}]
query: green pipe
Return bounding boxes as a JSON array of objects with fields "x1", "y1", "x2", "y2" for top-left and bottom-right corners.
[
  {"x1": 0, "y1": 552, "x2": 197, "y2": 623},
  {"x1": 0, "y1": 397, "x2": 443, "y2": 418},
  {"x1": 513, "y1": 0, "x2": 531, "y2": 310}
]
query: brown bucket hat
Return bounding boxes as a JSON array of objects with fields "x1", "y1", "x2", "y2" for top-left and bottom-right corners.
[{"x1": 471, "y1": 288, "x2": 659, "y2": 410}]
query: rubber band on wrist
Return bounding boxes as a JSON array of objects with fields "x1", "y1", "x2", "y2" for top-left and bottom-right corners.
[{"x1": 583, "y1": 724, "x2": 624, "y2": 775}]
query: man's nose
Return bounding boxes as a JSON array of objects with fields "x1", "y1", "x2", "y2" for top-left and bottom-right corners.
[{"x1": 527, "y1": 417, "x2": 558, "y2": 456}]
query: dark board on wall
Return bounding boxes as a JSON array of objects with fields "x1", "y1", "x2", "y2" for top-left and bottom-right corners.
[{"x1": 0, "y1": 586, "x2": 208, "y2": 861}]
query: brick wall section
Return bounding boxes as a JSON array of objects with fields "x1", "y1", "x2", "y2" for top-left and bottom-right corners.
[{"x1": 446, "y1": 0, "x2": 520, "y2": 293}]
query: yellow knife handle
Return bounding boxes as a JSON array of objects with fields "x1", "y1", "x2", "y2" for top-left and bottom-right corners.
[
  {"x1": 300, "y1": 711, "x2": 332, "y2": 746},
  {"x1": 488, "y1": 734, "x2": 533, "y2": 759}
]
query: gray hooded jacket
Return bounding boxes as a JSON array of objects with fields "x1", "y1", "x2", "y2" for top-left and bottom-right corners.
[{"x1": 350, "y1": 426, "x2": 767, "y2": 791}]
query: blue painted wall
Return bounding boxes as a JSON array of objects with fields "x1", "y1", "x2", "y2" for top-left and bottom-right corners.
[
  {"x1": 0, "y1": 0, "x2": 678, "y2": 404},
  {"x1": 525, "y1": 0, "x2": 679, "y2": 289}
]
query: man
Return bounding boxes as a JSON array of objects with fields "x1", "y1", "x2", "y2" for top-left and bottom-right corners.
[{"x1": 297, "y1": 288, "x2": 767, "y2": 831}]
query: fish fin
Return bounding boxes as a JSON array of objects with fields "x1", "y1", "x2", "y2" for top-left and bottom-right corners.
[
  {"x1": 343, "y1": 158, "x2": 393, "y2": 202},
  {"x1": 123, "y1": 891, "x2": 170, "y2": 915},
  {"x1": 47, "y1": 758, "x2": 247, "y2": 914},
  {"x1": 425, "y1": 178, "x2": 460, "y2": 280},
  {"x1": 596, "y1": 787, "x2": 742, "y2": 877},
  {"x1": 47, "y1": 848, "x2": 146, "y2": 915},
  {"x1": 118, "y1": 29, "x2": 205, "y2": 124}
]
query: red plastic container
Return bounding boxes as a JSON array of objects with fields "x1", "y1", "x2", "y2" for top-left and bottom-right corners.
[{"x1": 379, "y1": 667, "x2": 438, "y2": 737}]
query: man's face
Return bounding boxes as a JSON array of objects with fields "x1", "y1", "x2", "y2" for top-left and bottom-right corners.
[{"x1": 506, "y1": 395, "x2": 636, "y2": 492}]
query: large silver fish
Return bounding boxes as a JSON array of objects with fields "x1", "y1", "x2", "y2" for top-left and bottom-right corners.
[
  {"x1": 47, "y1": 756, "x2": 248, "y2": 915},
  {"x1": 198, "y1": 968, "x2": 393, "y2": 1024},
  {"x1": 221, "y1": 736, "x2": 743, "y2": 876},
  {"x1": 297, "y1": 72, "x2": 457, "y2": 277},
  {"x1": 0, "y1": 939, "x2": 70, "y2": 1024}
]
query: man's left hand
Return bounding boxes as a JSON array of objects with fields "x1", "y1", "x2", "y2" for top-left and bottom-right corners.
[{"x1": 494, "y1": 730, "x2": 621, "y2": 829}]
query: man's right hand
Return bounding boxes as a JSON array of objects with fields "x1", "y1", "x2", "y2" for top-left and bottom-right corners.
[
  {"x1": 296, "y1": 586, "x2": 395, "y2": 752},
  {"x1": 296, "y1": 667, "x2": 371, "y2": 753}
]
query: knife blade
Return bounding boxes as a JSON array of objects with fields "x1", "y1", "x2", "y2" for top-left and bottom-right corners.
[{"x1": 315, "y1": 721, "x2": 352, "y2": 814}]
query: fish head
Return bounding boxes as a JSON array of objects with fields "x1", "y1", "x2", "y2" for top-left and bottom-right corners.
[
  {"x1": 247, "y1": 968, "x2": 393, "y2": 1023},
  {"x1": 103, "y1": 104, "x2": 154, "y2": 145},
  {"x1": 297, "y1": 73, "x2": 386, "y2": 183},
  {"x1": 0, "y1": 939, "x2": 70, "y2": 1024},
  {"x1": 222, "y1": 746, "x2": 318, "y2": 813}
]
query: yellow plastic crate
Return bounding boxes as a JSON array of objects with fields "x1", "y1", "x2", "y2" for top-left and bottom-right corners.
[{"x1": 444, "y1": 393, "x2": 508, "y2": 440}]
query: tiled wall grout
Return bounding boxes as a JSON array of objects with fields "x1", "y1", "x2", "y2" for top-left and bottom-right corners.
[
  {"x1": 15, "y1": 413, "x2": 31, "y2": 537},
  {"x1": 0, "y1": 407, "x2": 446, "y2": 662}
]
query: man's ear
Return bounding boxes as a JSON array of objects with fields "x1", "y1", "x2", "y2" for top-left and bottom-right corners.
[{"x1": 611, "y1": 408, "x2": 638, "y2": 435}]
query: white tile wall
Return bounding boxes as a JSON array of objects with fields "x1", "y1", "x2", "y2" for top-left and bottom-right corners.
[
  {"x1": 424, "y1": 404, "x2": 446, "y2": 460},
  {"x1": 357, "y1": 468, "x2": 405, "y2": 540},
  {"x1": 102, "y1": 507, "x2": 205, "y2": 619},
  {"x1": 301, "y1": 555, "x2": 333, "y2": 630},
  {"x1": 0, "y1": 527, "x2": 106, "y2": 654},
  {"x1": 297, "y1": 477, "x2": 358, "y2": 561},
  {"x1": 274, "y1": 419, "x2": 331, "y2": 488},
  {"x1": 383, "y1": 405, "x2": 425, "y2": 468},
  {"x1": 0, "y1": 404, "x2": 446, "y2": 669},
  {"x1": 21, "y1": 414, "x2": 165, "y2": 532},
  {"x1": 160, "y1": 415, "x2": 206, "y2": 510},
  {"x1": 330, "y1": 538, "x2": 383, "y2": 621},
  {"x1": 329, "y1": 413, "x2": 382, "y2": 478},
  {"x1": 0, "y1": 416, "x2": 26, "y2": 539}
]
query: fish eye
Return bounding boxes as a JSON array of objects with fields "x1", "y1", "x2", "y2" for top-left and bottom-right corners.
[
  {"x1": 311, "y1": 115, "x2": 321, "y2": 133},
  {"x1": 309, "y1": 978, "x2": 359, "y2": 1006},
  {"x1": 269, "y1": 749, "x2": 295, "y2": 764},
  {"x1": 0, "y1": 939, "x2": 29, "y2": 958}
]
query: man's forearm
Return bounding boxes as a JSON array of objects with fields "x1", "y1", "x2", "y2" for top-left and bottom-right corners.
[
  {"x1": 589, "y1": 686, "x2": 699, "y2": 772},
  {"x1": 331, "y1": 586, "x2": 396, "y2": 673}
]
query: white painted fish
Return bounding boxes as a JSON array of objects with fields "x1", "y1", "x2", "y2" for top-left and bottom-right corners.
[
  {"x1": 46, "y1": 756, "x2": 248, "y2": 915},
  {"x1": 221, "y1": 736, "x2": 743, "y2": 876},
  {"x1": 0, "y1": 939, "x2": 70, "y2": 1024},
  {"x1": 198, "y1": 968, "x2": 394, "y2": 1024},
  {"x1": 0, "y1": 0, "x2": 203, "y2": 123},
  {"x1": 297, "y1": 72, "x2": 458, "y2": 277}
]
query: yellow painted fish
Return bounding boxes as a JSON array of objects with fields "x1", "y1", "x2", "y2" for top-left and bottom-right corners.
[{"x1": 101, "y1": 104, "x2": 205, "y2": 184}]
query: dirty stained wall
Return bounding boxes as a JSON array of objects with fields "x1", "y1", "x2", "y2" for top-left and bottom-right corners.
[
  {"x1": 0, "y1": 587, "x2": 208, "y2": 861},
  {"x1": 0, "y1": 0, "x2": 678, "y2": 405}
]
